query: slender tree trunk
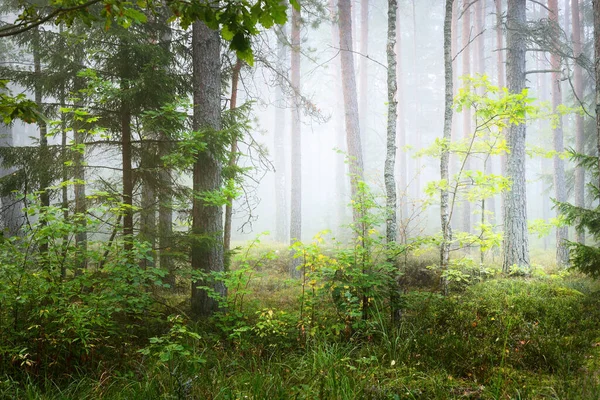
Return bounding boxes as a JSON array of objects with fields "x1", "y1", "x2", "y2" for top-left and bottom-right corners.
[
  {"x1": 0, "y1": 123, "x2": 21, "y2": 237},
  {"x1": 72, "y1": 79, "x2": 87, "y2": 274},
  {"x1": 412, "y1": 0, "x2": 421, "y2": 200},
  {"x1": 0, "y1": 49, "x2": 22, "y2": 238},
  {"x1": 359, "y1": 0, "x2": 368, "y2": 164},
  {"x1": 191, "y1": 19, "x2": 226, "y2": 318},
  {"x1": 461, "y1": 0, "x2": 472, "y2": 234},
  {"x1": 396, "y1": 10, "x2": 408, "y2": 242},
  {"x1": 274, "y1": 24, "x2": 289, "y2": 243},
  {"x1": 386, "y1": 0, "x2": 399, "y2": 322},
  {"x1": 441, "y1": 0, "x2": 454, "y2": 294},
  {"x1": 572, "y1": 0, "x2": 584, "y2": 244},
  {"x1": 549, "y1": 0, "x2": 569, "y2": 267},
  {"x1": 594, "y1": 0, "x2": 600, "y2": 190},
  {"x1": 330, "y1": 0, "x2": 348, "y2": 235},
  {"x1": 496, "y1": 0, "x2": 506, "y2": 225},
  {"x1": 502, "y1": 0, "x2": 529, "y2": 272},
  {"x1": 33, "y1": 28, "x2": 50, "y2": 256},
  {"x1": 339, "y1": 0, "x2": 365, "y2": 221},
  {"x1": 158, "y1": 167, "x2": 174, "y2": 288},
  {"x1": 224, "y1": 58, "x2": 243, "y2": 268},
  {"x1": 121, "y1": 91, "x2": 134, "y2": 252},
  {"x1": 290, "y1": 5, "x2": 302, "y2": 278},
  {"x1": 139, "y1": 166, "x2": 156, "y2": 269}
]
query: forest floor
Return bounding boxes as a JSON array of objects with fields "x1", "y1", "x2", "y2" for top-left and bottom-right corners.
[{"x1": 3, "y1": 246, "x2": 600, "y2": 399}]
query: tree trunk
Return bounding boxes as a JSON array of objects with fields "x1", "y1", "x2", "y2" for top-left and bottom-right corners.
[
  {"x1": 139, "y1": 167, "x2": 156, "y2": 269},
  {"x1": 191, "y1": 19, "x2": 226, "y2": 318},
  {"x1": 441, "y1": 0, "x2": 454, "y2": 294},
  {"x1": 121, "y1": 90, "x2": 134, "y2": 252},
  {"x1": 338, "y1": 0, "x2": 365, "y2": 222},
  {"x1": 330, "y1": 0, "x2": 349, "y2": 236},
  {"x1": 594, "y1": 0, "x2": 600, "y2": 190},
  {"x1": 0, "y1": 122, "x2": 21, "y2": 237},
  {"x1": 496, "y1": 0, "x2": 506, "y2": 225},
  {"x1": 33, "y1": 27, "x2": 50, "y2": 256},
  {"x1": 224, "y1": 57, "x2": 243, "y2": 268},
  {"x1": 502, "y1": 0, "x2": 529, "y2": 273},
  {"x1": 359, "y1": 0, "x2": 368, "y2": 164},
  {"x1": 290, "y1": 5, "x2": 302, "y2": 278},
  {"x1": 386, "y1": 0, "x2": 399, "y2": 322},
  {"x1": 549, "y1": 0, "x2": 569, "y2": 267},
  {"x1": 158, "y1": 168, "x2": 174, "y2": 288},
  {"x1": 396, "y1": 10, "x2": 408, "y2": 242},
  {"x1": 412, "y1": 0, "x2": 421, "y2": 200},
  {"x1": 461, "y1": 0, "x2": 472, "y2": 234},
  {"x1": 572, "y1": 0, "x2": 584, "y2": 244},
  {"x1": 274, "y1": 23, "x2": 289, "y2": 244}
]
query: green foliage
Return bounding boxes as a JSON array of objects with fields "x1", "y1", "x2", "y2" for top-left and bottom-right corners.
[{"x1": 0, "y1": 197, "x2": 166, "y2": 378}]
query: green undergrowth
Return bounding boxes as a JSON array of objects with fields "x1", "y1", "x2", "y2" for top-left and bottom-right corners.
[{"x1": 3, "y1": 272, "x2": 600, "y2": 399}]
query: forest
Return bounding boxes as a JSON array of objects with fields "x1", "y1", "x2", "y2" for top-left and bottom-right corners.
[{"x1": 1, "y1": 0, "x2": 600, "y2": 398}]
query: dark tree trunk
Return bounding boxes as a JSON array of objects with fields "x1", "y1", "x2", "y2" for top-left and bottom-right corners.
[{"x1": 190, "y1": 19, "x2": 226, "y2": 318}]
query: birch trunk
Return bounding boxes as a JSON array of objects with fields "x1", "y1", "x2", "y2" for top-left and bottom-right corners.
[{"x1": 441, "y1": 0, "x2": 454, "y2": 292}]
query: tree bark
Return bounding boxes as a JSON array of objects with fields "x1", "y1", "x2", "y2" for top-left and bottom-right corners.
[
  {"x1": 191, "y1": 19, "x2": 226, "y2": 317},
  {"x1": 396, "y1": 10, "x2": 408, "y2": 242},
  {"x1": 594, "y1": 0, "x2": 600, "y2": 190},
  {"x1": 502, "y1": 0, "x2": 529, "y2": 273},
  {"x1": 496, "y1": 0, "x2": 506, "y2": 226},
  {"x1": 572, "y1": 0, "x2": 584, "y2": 244},
  {"x1": 386, "y1": 0, "x2": 399, "y2": 322},
  {"x1": 223, "y1": 57, "x2": 243, "y2": 267},
  {"x1": 330, "y1": 0, "x2": 349, "y2": 236},
  {"x1": 461, "y1": 0, "x2": 472, "y2": 234},
  {"x1": 274, "y1": 23, "x2": 289, "y2": 244},
  {"x1": 289, "y1": 5, "x2": 302, "y2": 278},
  {"x1": 549, "y1": 0, "x2": 569, "y2": 267},
  {"x1": 359, "y1": 0, "x2": 368, "y2": 163},
  {"x1": 338, "y1": 0, "x2": 365, "y2": 224},
  {"x1": 33, "y1": 27, "x2": 50, "y2": 256},
  {"x1": 441, "y1": 0, "x2": 454, "y2": 294}
]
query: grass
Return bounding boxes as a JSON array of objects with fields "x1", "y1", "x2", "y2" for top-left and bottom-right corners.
[{"x1": 3, "y1": 249, "x2": 600, "y2": 399}]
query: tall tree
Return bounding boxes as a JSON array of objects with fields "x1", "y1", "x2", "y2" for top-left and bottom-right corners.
[
  {"x1": 549, "y1": 0, "x2": 569, "y2": 266},
  {"x1": 461, "y1": 0, "x2": 472, "y2": 233},
  {"x1": 274, "y1": 23, "x2": 289, "y2": 244},
  {"x1": 502, "y1": 0, "x2": 529, "y2": 272},
  {"x1": 223, "y1": 57, "x2": 243, "y2": 265},
  {"x1": 359, "y1": 0, "x2": 368, "y2": 162},
  {"x1": 338, "y1": 0, "x2": 365, "y2": 225},
  {"x1": 595, "y1": 0, "x2": 600, "y2": 189},
  {"x1": 289, "y1": 4, "x2": 302, "y2": 278},
  {"x1": 190, "y1": 19, "x2": 226, "y2": 317},
  {"x1": 572, "y1": 0, "x2": 585, "y2": 244},
  {"x1": 386, "y1": 0, "x2": 399, "y2": 321},
  {"x1": 441, "y1": 0, "x2": 454, "y2": 292},
  {"x1": 396, "y1": 9, "x2": 408, "y2": 238},
  {"x1": 386, "y1": 0, "x2": 398, "y2": 249}
]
